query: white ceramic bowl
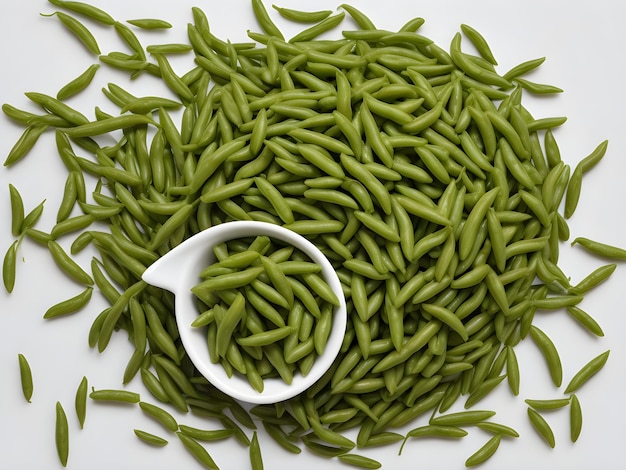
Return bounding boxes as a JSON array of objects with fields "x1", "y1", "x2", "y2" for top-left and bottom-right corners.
[{"x1": 142, "y1": 221, "x2": 347, "y2": 404}]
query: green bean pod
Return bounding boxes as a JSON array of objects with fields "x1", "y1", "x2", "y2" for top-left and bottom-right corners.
[
  {"x1": 18, "y1": 354, "x2": 34, "y2": 403},
  {"x1": 55, "y1": 401, "x2": 70, "y2": 466}
]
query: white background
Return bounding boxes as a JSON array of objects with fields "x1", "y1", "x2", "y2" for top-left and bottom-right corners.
[{"x1": 1, "y1": 1, "x2": 625, "y2": 469}]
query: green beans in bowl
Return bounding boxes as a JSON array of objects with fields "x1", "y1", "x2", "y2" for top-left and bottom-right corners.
[{"x1": 142, "y1": 221, "x2": 347, "y2": 404}]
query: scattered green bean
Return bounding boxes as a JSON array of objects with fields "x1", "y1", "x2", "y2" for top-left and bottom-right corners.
[
  {"x1": 527, "y1": 407, "x2": 555, "y2": 448},
  {"x1": 127, "y1": 18, "x2": 172, "y2": 29},
  {"x1": 134, "y1": 429, "x2": 169, "y2": 446},
  {"x1": 465, "y1": 434, "x2": 501, "y2": 467},
  {"x1": 564, "y1": 350, "x2": 610, "y2": 394},
  {"x1": 55, "y1": 401, "x2": 69, "y2": 467},
  {"x1": 570, "y1": 394, "x2": 582, "y2": 442},
  {"x1": 18, "y1": 353, "x2": 33, "y2": 403},
  {"x1": 45, "y1": 11, "x2": 101, "y2": 55},
  {"x1": 75, "y1": 376, "x2": 88, "y2": 429}
]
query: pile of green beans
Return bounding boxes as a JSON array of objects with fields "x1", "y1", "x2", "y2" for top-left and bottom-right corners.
[
  {"x1": 191, "y1": 236, "x2": 339, "y2": 391},
  {"x1": 3, "y1": 0, "x2": 617, "y2": 468}
]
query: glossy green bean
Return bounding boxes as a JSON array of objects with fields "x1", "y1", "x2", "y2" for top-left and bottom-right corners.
[
  {"x1": 55, "y1": 401, "x2": 69, "y2": 467},
  {"x1": 127, "y1": 18, "x2": 172, "y2": 29},
  {"x1": 564, "y1": 350, "x2": 610, "y2": 394},
  {"x1": 527, "y1": 407, "x2": 555, "y2": 448},
  {"x1": 43, "y1": 287, "x2": 93, "y2": 319},
  {"x1": 570, "y1": 394, "x2": 582, "y2": 442},
  {"x1": 252, "y1": 0, "x2": 284, "y2": 39},
  {"x1": 3, "y1": 124, "x2": 48, "y2": 166},
  {"x1": 134, "y1": 429, "x2": 169, "y2": 446},
  {"x1": 529, "y1": 326, "x2": 562, "y2": 387},
  {"x1": 566, "y1": 306, "x2": 604, "y2": 337},
  {"x1": 18, "y1": 354, "x2": 33, "y2": 403},
  {"x1": 57, "y1": 64, "x2": 100, "y2": 100},
  {"x1": 465, "y1": 434, "x2": 501, "y2": 467},
  {"x1": 139, "y1": 401, "x2": 179, "y2": 432},
  {"x1": 75, "y1": 376, "x2": 88, "y2": 429},
  {"x1": 289, "y1": 12, "x2": 346, "y2": 43},
  {"x1": 47, "y1": 240, "x2": 93, "y2": 285},
  {"x1": 48, "y1": 1, "x2": 115, "y2": 25},
  {"x1": 45, "y1": 11, "x2": 101, "y2": 54},
  {"x1": 89, "y1": 389, "x2": 141, "y2": 403},
  {"x1": 338, "y1": 453, "x2": 381, "y2": 469},
  {"x1": 571, "y1": 237, "x2": 626, "y2": 260}
]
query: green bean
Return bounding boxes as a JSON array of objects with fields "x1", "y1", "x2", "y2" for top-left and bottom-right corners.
[
  {"x1": 338, "y1": 453, "x2": 381, "y2": 469},
  {"x1": 45, "y1": 11, "x2": 101, "y2": 54},
  {"x1": 3, "y1": 124, "x2": 49, "y2": 167},
  {"x1": 399, "y1": 425, "x2": 467, "y2": 454},
  {"x1": 140, "y1": 368, "x2": 170, "y2": 404},
  {"x1": 476, "y1": 422, "x2": 519, "y2": 438},
  {"x1": 570, "y1": 394, "x2": 583, "y2": 442},
  {"x1": 531, "y1": 295, "x2": 583, "y2": 310},
  {"x1": 48, "y1": 1, "x2": 115, "y2": 25},
  {"x1": 43, "y1": 287, "x2": 93, "y2": 319},
  {"x1": 55, "y1": 401, "x2": 69, "y2": 467},
  {"x1": 310, "y1": 417, "x2": 355, "y2": 449},
  {"x1": 339, "y1": 4, "x2": 375, "y2": 29},
  {"x1": 90, "y1": 389, "x2": 141, "y2": 403},
  {"x1": 289, "y1": 12, "x2": 346, "y2": 43},
  {"x1": 514, "y1": 77, "x2": 563, "y2": 94},
  {"x1": 465, "y1": 434, "x2": 501, "y2": 467},
  {"x1": 75, "y1": 376, "x2": 88, "y2": 429},
  {"x1": 139, "y1": 401, "x2": 179, "y2": 432},
  {"x1": 17, "y1": 353, "x2": 33, "y2": 403},
  {"x1": 459, "y1": 188, "x2": 499, "y2": 260},
  {"x1": 502, "y1": 57, "x2": 545, "y2": 81},
  {"x1": 2, "y1": 103, "x2": 39, "y2": 124},
  {"x1": 113, "y1": 21, "x2": 145, "y2": 60},
  {"x1": 571, "y1": 237, "x2": 626, "y2": 260},
  {"x1": 564, "y1": 165, "x2": 582, "y2": 219},
  {"x1": 8, "y1": 184, "x2": 25, "y2": 236},
  {"x1": 55, "y1": 173, "x2": 77, "y2": 224},
  {"x1": 61, "y1": 114, "x2": 155, "y2": 137},
  {"x1": 430, "y1": 410, "x2": 496, "y2": 427},
  {"x1": 121, "y1": 97, "x2": 182, "y2": 115},
  {"x1": 422, "y1": 303, "x2": 468, "y2": 341},
  {"x1": 460, "y1": 24, "x2": 497, "y2": 65},
  {"x1": 566, "y1": 306, "x2": 604, "y2": 337},
  {"x1": 505, "y1": 346, "x2": 520, "y2": 396},
  {"x1": 527, "y1": 407, "x2": 555, "y2": 448},
  {"x1": 525, "y1": 398, "x2": 571, "y2": 410},
  {"x1": 123, "y1": 350, "x2": 145, "y2": 383},
  {"x1": 179, "y1": 425, "x2": 234, "y2": 442},
  {"x1": 153, "y1": 54, "x2": 194, "y2": 103},
  {"x1": 148, "y1": 204, "x2": 194, "y2": 251},
  {"x1": 134, "y1": 429, "x2": 169, "y2": 447},
  {"x1": 450, "y1": 33, "x2": 510, "y2": 88},
  {"x1": 57, "y1": 64, "x2": 100, "y2": 100},
  {"x1": 143, "y1": 301, "x2": 179, "y2": 363},
  {"x1": 252, "y1": 0, "x2": 284, "y2": 39},
  {"x1": 569, "y1": 263, "x2": 616, "y2": 295},
  {"x1": 578, "y1": 139, "x2": 608, "y2": 173},
  {"x1": 526, "y1": 116, "x2": 567, "y2": 133},
  {"x1": 564, "y1": 350, "x2": 610, "y2": 394},
  {"x1": 127, "y1": 18, "x2": 172, "y2": 29},
  {"x1": 47, "y1": 240, "x2": 93, "y2": 286},
  {"x1": 272, "y1": 5, "x2": 331, "y2": 23},
  {"x1": 248, "y1": 431, "x2": 263, "y2": 470},
  {"x1": 529, "y1": 325, "x2": 562, "y2": 387},
  {"x1": 465, "y1": 375, "x2": 506, "y2": 409}
]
